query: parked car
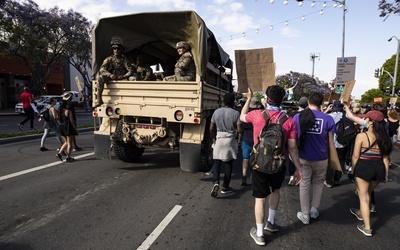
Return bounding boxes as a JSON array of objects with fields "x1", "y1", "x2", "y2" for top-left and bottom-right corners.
[{"x1": 15, "y1": 95, "x2": 63, "y2": 114}]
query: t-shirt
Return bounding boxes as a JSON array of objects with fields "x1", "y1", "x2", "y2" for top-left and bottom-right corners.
[
  {"x1": 211, "y1": 107, "x2": 241, "y2": 132},
  {"x1": 244, "y1": 109, "x2": 297, "y2": 145},
  {"x1": 329, "y1": 111, "x2": 346, "y2": 149},
  {"x1": 20, "y1": 91, "x2": 33, "y2": 109},
  {"x1": 294, "y1": 109, "x2": 336, "y2": 161}
]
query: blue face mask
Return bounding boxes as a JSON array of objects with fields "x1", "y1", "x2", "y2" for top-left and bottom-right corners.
[{"x1": 361, "y1": 120, "x2": 369, "y2": 129}]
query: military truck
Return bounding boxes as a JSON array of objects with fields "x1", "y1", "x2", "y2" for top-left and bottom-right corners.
[{"x1": 92, "y1": 11, "x2": 233, "y2": 172}]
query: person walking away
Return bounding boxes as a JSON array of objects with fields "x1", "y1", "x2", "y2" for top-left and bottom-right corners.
[
  {"x1": 56, "y1": 100, "x2": 78, "y2": 162},
  {"x1": 287, "y1": 96, "x2": 308, "y2": 185},
  {"x1": 40, "y1": 98, "x2": 63, "y2": 151},
  {"x1": 386, "y1": 108, "x2": 399, "y2": 167},
  {"x1": 240, "y1": 97, "x2": 263, "y2": 186},
  {"x1": 240, "y1": 86, "x2": 302, "y2": 246},
  {"x1": 209, "y1": 93, "x2": 242, "y2": 197},
  {"x1": 324, "y1": 100, "x2": 348, "y2": 188},
  {"x1": 62, "y1": 91, "x2": 85, "y2": 151},
  {"x1": 18, "y1": 87, "x2": 36, "y2": 131},
  {"x1": 348, "y1": 110, "x2": 392, "y2": 236},
  {"x1": 293, "y1": 92, "x2": 336, "y2": 225}
]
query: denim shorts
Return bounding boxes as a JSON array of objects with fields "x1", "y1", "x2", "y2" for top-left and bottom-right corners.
[{"x1": 241, "y1": 141, "x2": 253, "y2": 159}]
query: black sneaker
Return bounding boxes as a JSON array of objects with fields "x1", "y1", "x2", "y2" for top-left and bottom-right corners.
[
  {"x1": 29, "y1": 128, "x2": 37, "y2": 131},
  {"x1": 40, "y1": 147, "x2": 49, "y2": 151},
  {"x1": 211, "y1": 183, "x2": 219, "y2": 198},
  {"x1": 221, "y1": 187, "x2": 234, "y2": 194},
  {"x1": 73, "y1": 147, "x2": 83, "y2": 152},
  {"x1": 241, "y1": 177, "x2": 247, "y2": 186},
  {"x1": 66, "y1": 157, "x2": 75, "y2": 162},
  {"x1": 18, "y1": 123, "x2": 24, "y2": 131},
  {"x1": 56, "y1": 153, "x2": 63, "y2": 162},
  {"x1": 264, "y1": 221, "x2": 279, "y2": 232}
]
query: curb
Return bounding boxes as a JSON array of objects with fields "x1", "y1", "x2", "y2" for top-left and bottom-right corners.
[{"x1": 0, "y1": 127, "x2": 94, "y2": 145}]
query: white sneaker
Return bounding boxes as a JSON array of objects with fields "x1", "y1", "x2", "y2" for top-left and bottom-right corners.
[
  {"x1": 297, "y1": 212, "x2": 310, "y2": 225},
  {"x1": 310, "y1": 209, "x2": 319, "y2": 219}
]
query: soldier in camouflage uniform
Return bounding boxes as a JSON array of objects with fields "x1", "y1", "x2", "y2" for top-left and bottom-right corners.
[
  {"x1": 94, "y1": 36, "x2": 133, "y2": 107},
  {"x1": 163, "y1": 41, "x2": 196, "y2": 82},
  {"x1": 129, "y1": 55, "x2": 154, "y2": 81}
]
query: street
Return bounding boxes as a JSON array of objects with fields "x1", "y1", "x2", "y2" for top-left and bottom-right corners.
[{"x1": 0, "y1": 131, "x2": 399, "y2": 249}]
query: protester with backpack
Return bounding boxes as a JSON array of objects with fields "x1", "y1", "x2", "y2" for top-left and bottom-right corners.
[
  {"x1": 240, "y1": 86, "x2": 302, "y2": 246},
  {"x1": 39, "y1": 98, "x2": 63, "y2": 151},
  {"x1": 293, "y1": 92, "x2": 336, "y2": 225},
  {"x1": 324, "y1": 100, "x2": 355, "y2": 187}
]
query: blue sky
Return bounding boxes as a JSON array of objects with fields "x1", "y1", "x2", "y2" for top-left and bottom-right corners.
[{"x1": 29, "y1": 0, "x2": 399, "y2": 99}]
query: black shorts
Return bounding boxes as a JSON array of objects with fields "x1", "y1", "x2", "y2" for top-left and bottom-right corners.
[
  {"x1": 354, "y1": 158, "x2": 385, "y2": 182},
  {"x1": 252, "y1": 166, "x2": 286, "y2": 198}
]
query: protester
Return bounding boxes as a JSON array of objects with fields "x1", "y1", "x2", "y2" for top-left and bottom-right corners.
[
  {"x1": 293, "y1": 92, "x2": 336, "y2": 225},
  {"x1": 62, "y1": 91, "x2": 85, "y2": 151},
  {"x1": 18, "y1": 87, "x2": 36, "y2": 131},
  {"x1": 56, "y1": 100, "x2": 78, "y2": 162},
  {"x1": 347, "y1": 110, "x2": 392, "y2": 236},
  {"x1": 39, "y1": 98, "x2": 63, "y2": 151},
  {"x1": 209, "y1": 93, "x2": 242, "y2": 197},
  {"x1": 240, "y1": 86, "x2": 302, "y2": 246},
  {"x1": 240, "y1": 97, "x2": 263, "y2": 186}
]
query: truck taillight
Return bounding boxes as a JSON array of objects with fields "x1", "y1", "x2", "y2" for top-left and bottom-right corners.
[
  {"x1": 92, "y1": 110, "x2": 98, "y2": 117},
  {"x1": 194, "y1": 112, "x2": 201, "y2": 118},
  {"x1": 106, "y1": 107, "x2": 113, "y2": 116},
  {"x1": 174, "y1": 110, "x2": 184, "y2": 121},
  {"x1": 193, "y1": 118, "x2": 199, "y2": 123}
]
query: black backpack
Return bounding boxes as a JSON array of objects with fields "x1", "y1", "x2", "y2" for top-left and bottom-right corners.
[
  {"x1": 40, "y1": 107, "x2": 51, "y2": 122},
  {"x1": 250, "y1": 111, "x2": 288, "y2": 174},
  {"x1": 336, "y1": 115, "x2": 357, "y2": 145}
]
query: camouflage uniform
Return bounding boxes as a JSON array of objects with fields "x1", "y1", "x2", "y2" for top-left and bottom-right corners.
[
  {"x1": 130, "y1": 65, "x2": 154, "y2": 81},
  {"x1": 164, "y1": 41, "x2": 196, "y2": 82},
  {"x1": 95, "y1": 53, "x2": 133, "y2": 106}
]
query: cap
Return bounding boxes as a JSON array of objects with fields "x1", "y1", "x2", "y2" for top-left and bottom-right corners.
[
  {"x1": 359, "y1": 110, "x2": 384, "y2": 122},
  {"x1": 249, "y1": 97, "x2": 262, "y2": 109},
  {"x1": 298, "y1": 97, "x2": 308, "y2": 108},
  {"x1": 62, "y1": 92, "x2": 73, "y2": 101},
  {"x1": 332, "y1": 100, "x2": 343, "y2": 112}
]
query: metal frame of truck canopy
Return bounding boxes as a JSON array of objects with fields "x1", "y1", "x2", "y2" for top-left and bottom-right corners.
[{"x1": 92, "y1": 11, "x2": 233, "y2": 78}]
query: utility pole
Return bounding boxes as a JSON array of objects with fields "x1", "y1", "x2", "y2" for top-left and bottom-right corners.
[{"x1": 310, "y1": 53, "x2": 320, "y2": 78}]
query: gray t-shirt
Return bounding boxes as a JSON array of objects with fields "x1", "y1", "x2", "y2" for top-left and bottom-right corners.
[{"x1": 211, "y1": 107, "x2": 241, "y2": 133}]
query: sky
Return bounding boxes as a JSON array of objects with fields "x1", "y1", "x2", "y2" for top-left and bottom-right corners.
[{"x1": 26, "y1": 0, "x2": 399, "y2": 99}]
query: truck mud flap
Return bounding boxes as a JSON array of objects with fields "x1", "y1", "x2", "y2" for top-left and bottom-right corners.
[
  {"x1": 94, "y1": 134, "x2": 111, "y2": 159},
  {"x1": 179, "y1": 142, "x2": 201, "y2": 173}
]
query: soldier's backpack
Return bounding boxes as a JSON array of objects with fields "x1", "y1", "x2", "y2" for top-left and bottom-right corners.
[
  {"x1": 40, "y1": 107, "x2": 51, "y2": 122},
  {"x1": 250, "y1": 111, "x2": 288, "y2": 174},
  {"x1": 336, "y1": 115, "x2": 357, "y2": 145}
]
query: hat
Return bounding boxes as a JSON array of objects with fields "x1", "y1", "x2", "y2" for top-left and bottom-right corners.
[
  {"x1": 62, "y1": 92, "x2": 73, "y2": 101},
  {"x1": 359, "y1": 110, "x2": 384, "y2": 122},
  {"x1": 332, "y1": 100, "x2": 343, "y2": 112},
  {"x1": 249, "y1": 97, "x2": 262, "y2": 109},
  {"x1": 298, "y1": 97, "x2": 308, "y2": 108}
]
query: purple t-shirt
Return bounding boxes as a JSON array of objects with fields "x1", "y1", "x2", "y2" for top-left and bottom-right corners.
[{"x1": 293, "y1": 109, "x2": 336, "y2": 161}]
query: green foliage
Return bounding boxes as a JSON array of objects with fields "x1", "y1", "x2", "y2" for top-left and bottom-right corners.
[
  {"x1": 379, "y1": 54, "x2": 400, "y2": 94},
  {"x1": 360, "y1": 88, "x2": 389, "y2": 103},
  {"x1": 0, "y1": 0, "x2": 93, "y2": 93}
]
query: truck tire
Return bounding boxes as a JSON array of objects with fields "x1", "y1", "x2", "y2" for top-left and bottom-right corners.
[{"x1": 113, "y1": 120, "x2": 145, "y2": 162}]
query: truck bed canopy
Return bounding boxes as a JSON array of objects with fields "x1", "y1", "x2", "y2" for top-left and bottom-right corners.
[{"x1": 92, "y1": 11, "x2": 233, "y2": 78}]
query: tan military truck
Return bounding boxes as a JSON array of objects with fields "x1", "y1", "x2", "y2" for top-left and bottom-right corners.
[{"x1": 92, "y1": 11, "x2": 234, "y2": 172}]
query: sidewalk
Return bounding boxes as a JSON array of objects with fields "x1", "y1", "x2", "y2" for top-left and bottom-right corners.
[{"x1": 0, "y1": 108, "x2": 91, "y2": 116}]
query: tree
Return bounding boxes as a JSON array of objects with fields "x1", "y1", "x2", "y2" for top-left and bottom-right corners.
[
  {"x1": 378, "y1": 0, "x2": 400, "y2": 20},
  {"x1": 0, "y1": 0, "x2": 93, "y2": 94},
  {"x1": 276, "y1": 71, "x2": 330, "y2": 101},
  {"x1": 379, "y1": 54, "x2": 400, "y2": 95},
  {"x1": 360, "y1": 88, "x2": 388, "y2": 103}
]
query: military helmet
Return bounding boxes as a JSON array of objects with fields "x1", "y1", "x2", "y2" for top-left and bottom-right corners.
[
  {"x1": 176, "y1": 41, "x2": 190, "y2": 50},
  {"x1": 110, "y1": 36, "x2": 124, "y2": 50}
]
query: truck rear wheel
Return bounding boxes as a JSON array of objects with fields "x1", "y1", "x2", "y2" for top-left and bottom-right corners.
[{"x1": 113, "y1": 120, "x2": 145, "y2": 162}]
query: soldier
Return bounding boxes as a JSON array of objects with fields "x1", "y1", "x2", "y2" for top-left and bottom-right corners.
[
  {"x1": 94, "y1": 36, "x2": 133, "y2": 107},
  {"x1": 129, "y1": 55, "x2": 154, "y2": 81},
  {"x1": 163, "y1": 41, "x2": 196, "y2": 82}
]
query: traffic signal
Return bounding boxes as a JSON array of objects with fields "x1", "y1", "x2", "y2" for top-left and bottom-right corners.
[
  {"x1": 386, "y1": 86, "x2": 390, "y2": 96},
  {"x1": 374, "y1": 68, "x2": 380, "y2": 78}
]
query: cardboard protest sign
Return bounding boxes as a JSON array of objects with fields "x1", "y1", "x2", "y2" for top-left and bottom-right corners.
[
  {"x1": 328, "y1": 133, "x2": 342, "y2": 172},
  {"x1": 339, "y1": 80, "x2": 356, "y2": 104},
  {"x1": 75, "y1": 76, "x2": 83, "y2": 92},
  {"x1": 235, "y1": 48, "x2": 275, "y2": 93},
  {"x1": 374, "y1": 97, "x2": 383, "y2": 103}
]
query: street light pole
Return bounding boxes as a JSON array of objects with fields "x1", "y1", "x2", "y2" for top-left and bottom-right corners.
[
  {"x1": 332, "y1": 0, "x2": 346, "y2": 58},
  {"x1": 388, "y1": 36, "x2": 400, "y2": 97}
]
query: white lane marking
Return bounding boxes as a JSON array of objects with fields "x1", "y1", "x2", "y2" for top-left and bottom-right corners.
[
  {"x1": 0, "y1": 152, "x2": 94, "y2": 181},
  {"x1": 137, "y1": 205, "x2": 183, "y2": 250}
]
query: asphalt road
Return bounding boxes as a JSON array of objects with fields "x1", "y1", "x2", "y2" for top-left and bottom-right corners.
[{"x1": 0, "y1": 132, "x2": 399, "y2": 249}]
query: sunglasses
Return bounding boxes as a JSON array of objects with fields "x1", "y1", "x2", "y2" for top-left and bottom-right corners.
[{"x1": 112, "y1": 47, "x2": 121, "y2": 50}]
